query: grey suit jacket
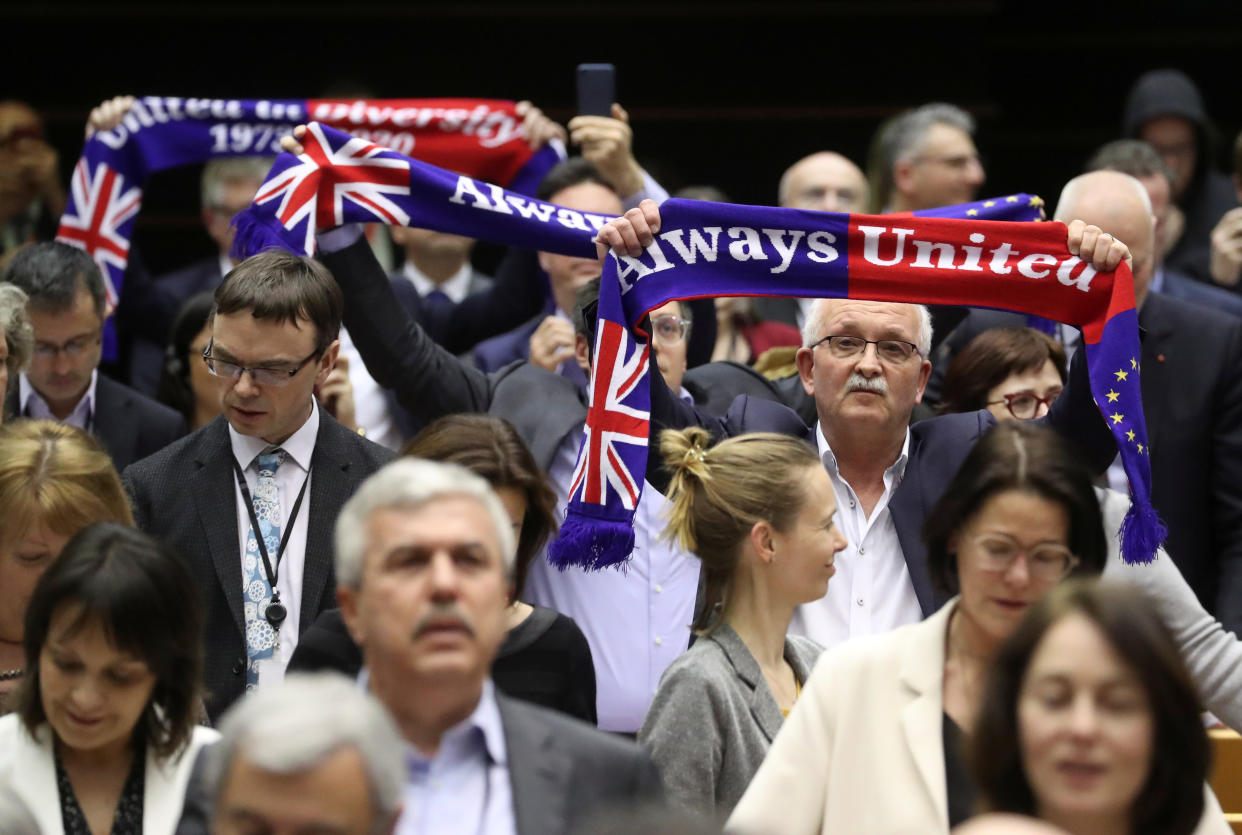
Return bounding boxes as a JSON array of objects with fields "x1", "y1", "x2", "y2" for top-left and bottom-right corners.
[
  {"x1": 121, "y1": 410, "x2": 394, "y2": 721},
  {"x1": 498, "y1": 693, "x2": 665, "y2": 835},
  {"x1": 639, "y1": 625, "x2": 821, "y2": 823}
]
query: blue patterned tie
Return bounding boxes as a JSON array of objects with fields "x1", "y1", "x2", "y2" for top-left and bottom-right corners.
[{"x1": 243, "y1": 448, "x2": 285, "y2": 689}]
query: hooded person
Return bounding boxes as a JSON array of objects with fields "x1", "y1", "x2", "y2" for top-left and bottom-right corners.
[{"x1": 1123, "y1": 68, "x2": 1240, "y2": 285}]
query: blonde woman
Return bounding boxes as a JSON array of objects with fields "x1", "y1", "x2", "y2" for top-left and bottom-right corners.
[
  {"x1": 639, "y1": 427, "x2": 847, "y2": 821},
  {"x1": 0, "y1": 283, "x2": 34, "y2": 423},
  {"x1": 0, "y1": 421, "x2": 134, "y2": 712}
]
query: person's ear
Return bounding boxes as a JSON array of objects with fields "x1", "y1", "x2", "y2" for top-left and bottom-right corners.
[
  {"x1": 892, "y1": 159, "x2": 916, "y2": 198},
  {"x1": 315, "y1": 339, "x2": 341, "y2": 386},
  {"x1": 749, "y1": 519, "x2": 777, "y2": 565},
  {"x1": 574, "y1": 332, "x2": 591, "y2": 374},
  {"x1": 336, "y1": 585, "x2": 365, "y2": 646},
  {"x1": 795, "y1": 346, "x2": 816, "y2": 396},
  {"x1": 914, "y1": 358, "x2": 932, "y2": 404}
]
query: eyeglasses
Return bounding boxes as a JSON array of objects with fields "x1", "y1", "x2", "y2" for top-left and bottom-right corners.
[
  {"x1": 967, "y1": 533, "x2": 1079, "y2": 582},
  {"x1": 987, "y1": 389, "x2": 1062, "y2": 420},
  {"x1": 202, "y1": 340, "x2": 320, "y2": 387},
  {"x1": 912, "y1": 152, "x2": 984, "y2": 171},
  {"x1": 651, "y1": 314, "x2": 691, "y2": 346},
  {"x1": 32, "y1": 330, "x2": 103, "y2": 360},
  {"x1": 809, "y1": 334, "x2": 921, "y2": 363}
]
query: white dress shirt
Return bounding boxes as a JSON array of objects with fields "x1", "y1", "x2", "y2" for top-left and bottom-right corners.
[
  {"x1": 19, "y1": 370, "x2": 98, "y2": 431},
  {"x1": 337, "y1": 327, "x2": 402, "y2": 451},
  {"x1": 228, "y1": 404, "x2": 319, "y2": 686},
  {"x1": 788, "y1": 423, "x2": 923, "y2": 649},
  {"x1": 402, "y1": 261, "x2": 477, "y2": 304},
  {"x1": 524, "y1": 410, "x2": 700, "y2": 733}
]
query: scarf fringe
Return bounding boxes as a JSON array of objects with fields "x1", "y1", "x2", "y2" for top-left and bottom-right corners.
[
  {"x1": 548, "y1": 515, "x2": 635, "y2": 572},
  {"x1": 230, "y1": 207, "x2": 298, "y2": 261},
  {"x1": 1118, "y1": 500, "x2": 1166, "y2": 565}
]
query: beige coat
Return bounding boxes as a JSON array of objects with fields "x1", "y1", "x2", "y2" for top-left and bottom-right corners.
[{"x1": 726, "y1": 600, "x2": 1229, "y2": 835}]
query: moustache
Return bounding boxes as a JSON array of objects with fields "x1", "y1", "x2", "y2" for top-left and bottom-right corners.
[
  {"x1": 412, "y1": 603, "x2": 475, "y2": 639},
  {"x1": 846, "y1": 373, "x2": 887, "y2": 394}
]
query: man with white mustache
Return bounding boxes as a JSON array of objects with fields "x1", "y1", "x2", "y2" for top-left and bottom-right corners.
[{"x1": 599, "y1": 202, "x2": 1127, "y2": 650}]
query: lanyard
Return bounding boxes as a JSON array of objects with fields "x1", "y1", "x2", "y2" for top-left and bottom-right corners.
[{"x1": 231, "y1": 454, "x2": 311, "y2": 629}]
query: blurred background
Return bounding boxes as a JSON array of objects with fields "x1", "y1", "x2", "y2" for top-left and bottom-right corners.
[{"x1": 7, "y1": 0, "x2": 1241, "y2": 274}]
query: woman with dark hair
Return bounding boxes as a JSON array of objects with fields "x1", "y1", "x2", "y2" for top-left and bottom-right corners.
[
  {"x1": 937, "y1": 327, "x2": 1065, "y2": 420},
  {"x1": 971, "y1": 580, "x2": 1225, "y2": 835},
  {"x1": 0, "y1": 421, "x2": 135, "y2": 714},
  {"x1": 640, "y1": 427, "x2": 846, "y2": 820},
  {"x1": 938, "y1": 327, "x2": 1242, "y2": 732},
  {"x1": 154, "y1": 291, "x2": 219, "y2": 430},
  {"x1": 0, "y1": 522, "x2": 216, "y2": 834},
  {"x1": 729, "y1": 421, "x2": 1108, "y2": 835},
  {"x1": 289, "y1": 414, "x2": 598, "y2": 723}
]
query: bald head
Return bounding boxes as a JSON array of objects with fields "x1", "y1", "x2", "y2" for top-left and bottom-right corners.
[
  {"x1": 779, "y1": 152, "x2": 869, "y2": 214},
  {"x1": 1054, "y1": 170, "x2": 1155, "y2": 305}
]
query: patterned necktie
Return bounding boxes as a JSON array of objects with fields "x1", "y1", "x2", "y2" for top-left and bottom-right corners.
[{"x1": 243, "y1": 448, "x2": 286, "y2": 689}]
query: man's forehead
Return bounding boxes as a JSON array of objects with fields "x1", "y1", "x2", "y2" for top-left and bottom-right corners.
[
  {"x1": 791, "y1": 154, "x2": 864, "y2": 191},
  {"x1": 821, "y1": 299, "x2": 920, "y2": 333},
  {"x1": 369, "y1": 497, "x2": 503, "y2": 551},
  {"x1": 210, "y1": 312, "x2": 316, "y2": 356}
]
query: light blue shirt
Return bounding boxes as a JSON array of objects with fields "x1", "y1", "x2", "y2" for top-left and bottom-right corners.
[
  {"x1": 356, "y1": 672, "x2": 516, "y2": 835},
  {"x1": 19, "y1": 370, "x2": 97, "y2": 431}
]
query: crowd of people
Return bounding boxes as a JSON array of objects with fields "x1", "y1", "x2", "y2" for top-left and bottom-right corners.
[{"x1": 0, "y1": 65, "x2": 1240, "y2": 834}]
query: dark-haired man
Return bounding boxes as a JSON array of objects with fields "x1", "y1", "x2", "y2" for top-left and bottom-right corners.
[
  {"x1": 2, "y1": 241, "x2": 186, "y2": 470},
  {"x1": 122, "y1": 251, "x2": 394, "y2": 720}
]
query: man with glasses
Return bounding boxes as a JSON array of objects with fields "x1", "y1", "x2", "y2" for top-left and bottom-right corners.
[
  {"x1": 121, "y1": 249, "x2": 393, "y2": 720},
  {"x1": 870, "y1": 102, "x2": 986, "y2": 213},
  {"x1": 1, "y1": 241, "x2": 185, "y2": 470},
  {"x1": 598, "y1": 200, "x2": 1123, "y2": 651}
]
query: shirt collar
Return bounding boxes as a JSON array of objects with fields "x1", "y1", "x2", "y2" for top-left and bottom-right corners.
[
  {"x1": 19, "y1": 370, "x2": 98, "y2": 428},
  {"x1": 218, "y1": 252, "x2": 235, "y2": 280},
  {"x1": 1150, "y1": 265, "x2": 1165, "y2": 294},
  {"x1": 403, "y1": 261, "x2": 474, "y2": 304},
  {"x1": 228, "y1": 402, "x2": 320, "y2": 472},
  {"x1": 815, "y1": 420, "x2": 911, "y2": 489}
]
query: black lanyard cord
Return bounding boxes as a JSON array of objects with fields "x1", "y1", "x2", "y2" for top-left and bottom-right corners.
[{"x1": 231, "y1": 454, "x2": 311, "y2": 628}]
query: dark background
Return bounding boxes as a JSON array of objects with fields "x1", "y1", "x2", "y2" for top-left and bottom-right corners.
[{"x1": 7, "y1": 0, "x2": 1242, "y2": 274}]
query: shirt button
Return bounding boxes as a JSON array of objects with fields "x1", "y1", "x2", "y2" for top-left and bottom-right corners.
[
  {"x1": 654, "y1": 636, "x2": 664, "y2": 646},
  {"x1": 849, "y1": 499, "x2": 856, "y2": 508},
  {"x1": 857, "y1": 598, "x2": 865, "y2": 606},
  {"x1": 858, "y1": 546, "x2": 865, "y2": 555},
  {"x1": 654, "y1": 584, "x2": 663, "y2": 593}
]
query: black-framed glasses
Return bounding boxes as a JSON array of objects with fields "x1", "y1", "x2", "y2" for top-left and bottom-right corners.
[
  {"x1": 32, "y1": 329, "x2": 103, "y2": 360},
  {"x1": 651, "y1": 314, "x2": 691, "y2": 346},
  {"x1": 201, "y1": 340, "x2": 320, "y2": 387},
  {"x1": 809, "y1": 334, "x2": 921, "y2": 363},
  {"x1": 987, "y1": 389, "x2": 1063, "y2": 420},
  {"x1": 967, "y1": 533, "x2": 1079, "y2": 583}
]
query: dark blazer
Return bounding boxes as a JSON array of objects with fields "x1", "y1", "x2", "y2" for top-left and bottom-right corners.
[
  {"x1": 120, "y1": 410, "x2": 394, "y2": 720},
  {"x1": 473, "y1": 313, "x2": 591, "y2": 388},
  {"x1": 646, "y1": 341, "x2": 1116, "y2": 617},
  {"x1": 174, "y1": 689, "x2": 662, "y2": 835},
  {"x1": 496, "y1": 692, "x2": 665, "y2": 835},
  {"x1": 321, "y1": 240, "x2": 588, "y2": 470},
  {"x1": 1159, "y1": 267, "x2": 1242, "y2": 317},
  {"x1": 5, "y1": 373, "x2": 187, "y2": 472},
  {"x1": 925, "y1": 298, "x2": 1242, "y2": 631}
]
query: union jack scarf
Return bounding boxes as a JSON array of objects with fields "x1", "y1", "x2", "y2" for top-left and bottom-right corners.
[
  {"x1": 232, "y1": 123, "x2": 1161, "y2": 568},
  {"x1": 55, "y1": 97, "x2": 562, "y2": 358}
]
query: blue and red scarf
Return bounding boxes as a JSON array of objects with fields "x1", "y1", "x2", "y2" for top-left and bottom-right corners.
[
  {"x1": 233, "y1": 123, "x2": 1161, "y2": 567},
  {"x1": 54, "y1": 97, "x2": 561, "y2": 358}
]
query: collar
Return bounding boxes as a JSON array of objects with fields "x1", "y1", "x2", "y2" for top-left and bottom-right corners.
[
  {"x1": 218, "y1": 252, "x2": 234, "y2": 280},
  {"x1": 19, "y1": 370, "x2": 98, "y2": 426},
  {"x1": 403, "y1": 261, "x2": 474, "y2": 304},
  {"x1": 1149, "y1": 265, "x2": 1165, "y2": 294},
  {"x1": 815, "y1": 421, "x2": 910, "y2": 488},
  {"x1": 227, "y1": 402, "x2": 319, "y2": 473}
]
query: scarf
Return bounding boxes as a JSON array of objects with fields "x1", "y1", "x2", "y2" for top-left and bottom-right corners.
[
  {"x1": 231, "y1": 122, "x2": 1160, "y2": 568},
  {"x1": 54, "y1": 97, "x2": 562, "y2": 358}
]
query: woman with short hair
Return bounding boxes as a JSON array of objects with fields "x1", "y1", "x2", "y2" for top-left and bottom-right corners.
[{"x1": 0, "y1": 522, "x2": 217, "y2": 834}]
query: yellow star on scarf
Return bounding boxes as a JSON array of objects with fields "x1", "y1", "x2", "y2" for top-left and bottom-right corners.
[
  {"x1": 1106, "y1": 390, "x2": 1120, "y2": 402},
  {"x1": 967, "y1": 209, "x2": 978, "y2": 216},
  {"x1": 1110, "y1": 412, "x2": 1125, "y2": 424},
  {"x1": 1130, "y1": 357, "x2": 1137, "y2": 369},
  {"x1": 1137, "y1": 443, "x2": 1144, "y2": 454},
  {"x1": 1006, "y1": 195, "x2": 1019, "y2": 203},
  {"x1": 1114, "y1": 369, "x2": 1129, "y2": 381},
  {"x1": 1126, "y1": 429, "x2": 1137, "y2": 442},
  {"x1": 983, "y1": 200, "x2": 996, "y2": 207},
  {"x1": 1029, "y1": 196, "x2": 1044, "y2": 207}
]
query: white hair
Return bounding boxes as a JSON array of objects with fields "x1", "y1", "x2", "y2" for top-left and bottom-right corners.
[
  {"x1": 200, "y1": 156, "x2": 272, "y2": 211},
  {"x1": 0, "y1": 282, "x2": 33, "y2": 377},
  {"x1": 334, "y1": 458, "x2": 517, "y2": 588},
  {"x1": 801, "y1": 298, "x2": 933, "y2": 357},
  {"x1": 205, "y1": 673, "x2": 404, "y2": 833},
  {"x1": 884, "y1": 102, "x2": 976, "y2": 165}
]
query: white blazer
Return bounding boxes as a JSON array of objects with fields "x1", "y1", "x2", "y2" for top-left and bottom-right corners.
[
  {"x1": 726, "y1": 600, "x2": 1230, "y2": 835},
  {"x1": 0, "y1": 713, "x2": 218, "y2": 834}
]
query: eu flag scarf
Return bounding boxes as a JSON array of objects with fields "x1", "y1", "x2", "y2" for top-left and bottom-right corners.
[{"x1": 232, "y1": 123, "x2": 1160, "y2": 568}]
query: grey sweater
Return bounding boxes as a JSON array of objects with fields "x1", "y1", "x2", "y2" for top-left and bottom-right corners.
[{"x1": 638, "y1": 623, "x2": 822, "y2": 823}]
